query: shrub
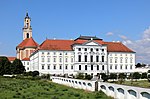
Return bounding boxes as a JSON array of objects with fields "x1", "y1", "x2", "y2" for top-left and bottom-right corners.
[
  {"x1": 141, "y1": 73, "x2": 147, "y2": 79},
  {"x1": 132, "y1": 72, "x2": 141, "y2": 79},
  {"x1": 84, "y1": 74, "x2": 92, "y2": 80},
  {"x1": 100, "y1": 73, "x2": 108, "y2": 82},
  {"x1": 109, "y1": 73, "x2": 117, "y2": 81},
  {"x1": 76, "y1": 73, "x2": 84, "y2": 79},
  {"x1": 32, "y1": 71, "x2": 39, "y2": 77}
]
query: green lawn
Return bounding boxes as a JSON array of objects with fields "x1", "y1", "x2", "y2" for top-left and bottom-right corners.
[
  {"x1": 0, "y1": 77, "x2": 112, "y2": 99},
  {"x1": 109, "y1": 80, "x2": 150, "y2": 88}
]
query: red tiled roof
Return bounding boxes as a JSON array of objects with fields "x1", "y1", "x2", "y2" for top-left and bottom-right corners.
[
  {"x1": 17, "y1": 37, "x2": 38, "y2": 49},
  {"x1": 104, "y1": 42, "x2": 134, "y2": 52},
  {"x1": 7, "y1": 57, "x2": 16, "y2": 61},
  {"x1": 39, "y1": 39, "x2": 74, "y2": 51},
  {"x1": 22, "y1": 58, "x2": 30, "y2": 61},
  {"x1": 37, "y1": 39, "x2": 134, "y2": 52}
]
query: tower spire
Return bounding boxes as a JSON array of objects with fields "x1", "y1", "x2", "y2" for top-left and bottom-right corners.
[{"x1": 23, "y1": 12, "x2": 32, "y2": 40}]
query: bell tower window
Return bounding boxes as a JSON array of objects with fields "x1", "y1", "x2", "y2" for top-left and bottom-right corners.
[{"x1": 27, "y1": 33, "x2": 29, "y2": 38}]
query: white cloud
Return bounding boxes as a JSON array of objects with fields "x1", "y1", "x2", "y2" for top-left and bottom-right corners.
[
  {"x1": 106, "y1": 32, "x2": 114, "y2": 36},
  {"x1": 120, "y1": 27, "x2": 150, "y2": 64},
  {"x1": 119, "y1": 35, "x2": 128, "y2": 40}
]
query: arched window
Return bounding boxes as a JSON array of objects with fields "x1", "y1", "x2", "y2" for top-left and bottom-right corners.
[{"x1": 27, "y1": 33, "x2": 29, "y2": 38}]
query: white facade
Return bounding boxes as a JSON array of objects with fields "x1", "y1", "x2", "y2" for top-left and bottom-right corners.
[
  {"x1": 108, "y1": 52, "x2": 135, "y2": 74},
  {"x1": 30, "y1": 50, "x2": 75, "y2": 75},
  {"x1": 22, "y1": 60, "x2": 30, "y2": 72},
  {"x1": 30, "y1": 40, "x2": 136, "y2": 76}
]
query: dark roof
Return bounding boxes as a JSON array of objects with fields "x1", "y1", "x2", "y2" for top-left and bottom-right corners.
[
  {"x1": 74, "y1": 35, "x2": 103, "y2": 41},
  {"x1": 25, "y1": 12, "x2": 30, "y2": 19}
]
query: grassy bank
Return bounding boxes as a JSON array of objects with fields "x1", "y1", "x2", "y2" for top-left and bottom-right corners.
[
  {"x1": 109, "y1": 80, "x2": 150, "y2": 88},
  {"x1": 0, "y1": 77, "x2": 112, "y2": 99}
]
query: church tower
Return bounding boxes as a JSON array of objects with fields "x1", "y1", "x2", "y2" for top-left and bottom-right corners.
[
  {"x1": 16, "y1": 13, "x2": 38, "y2": 60},
  {"x1": 23, "y1": 12, "x2": 32, "y2": 40}
]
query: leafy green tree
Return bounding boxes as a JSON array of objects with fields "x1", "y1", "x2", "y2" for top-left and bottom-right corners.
[
  {"x1": 135, "y1": 63, "x2": 142, "y2": 68},
  {"x1": 100, "y1": 73, "x2": 108, "y2": 82},
  {"x1": 32, "y1": 71, "x2": 39, "y2": 77},
  {"x1": 132, "y1": 72, "x2": 141, "y2": 79},
  {"x1": 76, "y1": 73, "x2": 84, "y2": 79},
  {"x1": 4, "y1": 60, "x2": 11, "y2": 74},
  {"x1": 11, "y1": 59, "x2": 25, "y2": 74},
  {"x1": 141, "y1": 73, "x2": 147, "y2": 79},
  {"x1": 0, "y1": 57, "x2": 10, "y2": 75},
  {"x1": 84, "y1": 74, "x2": 93, "y2": 80},
  {"x1": 109, "y1": 73, "x2": 117, "y2": 81},
  {"x1": 118, "y1": 73, "x2": 126, "y2": 84}
]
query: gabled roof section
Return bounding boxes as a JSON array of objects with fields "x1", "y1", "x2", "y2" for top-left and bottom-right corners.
[
  {"x1": 17, "y1": 37, "x2": 38, "y2": 49},
  {"x1": 7, "y1": 57, "x2": 16, "y2": 62},
  {"x1": 104, "y1": 42, "x2": 135, "y2": 52},
  {"x1": 39, "y1": 39, "x2": 74, "y2": 51},
  {"x1": 22, "y1": 57, "x2": 30, "y2": 61},
  {"x1": 74, "y1": 35, "x2": 103, "y2": 41},
  {"x1": 82, "y1": 40, "x2": 101, "y2": 46}
]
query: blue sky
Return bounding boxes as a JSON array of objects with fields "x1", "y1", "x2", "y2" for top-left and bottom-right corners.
[{"x1": 1, "y1": 0, "x2": 150, "y2": 63}]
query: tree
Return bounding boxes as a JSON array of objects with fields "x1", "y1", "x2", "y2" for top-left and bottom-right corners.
[
  {"x1": 100, "y1": 73, "x2": 108, "y2": 82},
  {"x1": 85, "y1": 74, "x2": 92, "y2": 80},
  {"x1": 11, "y1": 59, "x2": 25, "y2": 74},
  {"x1": 76, "y1": 73, "x2": 84, "y2": 79},
  {"x1": 132, "y1": 72, "x2": 141, "y2": 79},
  {"x1": 0, "y1": 57, "x2": 11, "y2": 75},
  {"x1": 32, "y1": 71, "x2": 39, "y2": 77},
  {"x1": 118, "y1": 73, "x2": 126, "y2": 84},
  {"x1": 4, "y1": 60, "x2": 11, "y2": 74},
  {"x1": 141, "y1": 73, "x2": 147, "y2": 79},
  {"x1": 135, "y1": 63, "x2": 142, "y2": 68},
  {"x1": 109, "y1": 73, "x2": 117, "y2": 81}
]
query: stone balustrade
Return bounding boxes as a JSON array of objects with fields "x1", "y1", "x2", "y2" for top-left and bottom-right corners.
[{"x1": 50, "y1": 76, "x2": 150, "y2": 99}]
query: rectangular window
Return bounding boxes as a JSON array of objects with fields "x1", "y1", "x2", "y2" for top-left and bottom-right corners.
[
  {"x1": 71, "y1": 57, "x2": 73, "y2": 62},
  {"x1": 125, "y1": 58, "x2": 128, "y2": 63},
  {"x1": 115, "y1": 58, "x2": 117, "y2": 63},
  {"x1": 102, "y1": 49, "x2": 104, "y2": 52},
  {"x1": 102, "y1": 56, "x2": 104, "y2": 62},
  {"x1": 79, "y1": 65, "x2": 81, "y2": 70},
  {"x1": 42, "y1": 57, "x2": 44, "y2": 62},
  {"x1": 54, "y1": 57, "x2": 56, "y2": 62},
  {"x1": 59, "y1": 65, "x2": 62, "y2": 69},
  {"x1": 130, "y1": 65, "x2": 132, "y2": 69},
  {"x1": 90, "y1": 55, "x2": 93, "y2": 62},
  {"x1": 47, "y1": 57, "x2": 50, "y2": 62},
  {"x1": 42, "y1": 65, "x2": 44, "y2": 70},
  {"x1": 110, "y1": 59, "x2": 112, "y2": 63},
  {"x1": 90, "y1": 48, "x2": 93, "y2": 52},
  {"x1": 102, "y1": 65, "x2": 104, "y2": 70},
  {"x1": 59, "y1": 57, "x2": 62, "y2": 62},
  {"x1": 85, "y1": 55, "x2": 87, "y2": 62},
  {"x1": 48, "y1": 65, "x2": 50, "y2": 69},
  {"x1": 27, "y1": 62, "x2": 29, "y2": 65},
  {"x1": 85, "y1": 65, "x2": 87, "y2": 70},
  {"x1": 84, "y1": 48, "x2": 87, "y2": 51},
  {"x1": 78, "y1": 48, "x2": 81, "y2": 51},
  {"x1": 97, "y1": 65, "x2": 99, "y2": 70},
  {"x1": 96, "y1": 48, "x2": 99, "y2": 51},
  {"x1": 125, "y1": 65, "x2": 128, "y2": 69},
  {"x1": 65, "y1": 65, "x2": 68, "y2": 69},
  {"x1": 110, "y1": 65, "x2": 112, "y2": 69},
  {"x1": 91, "y1": 65, "x2": 93, "y2": 70},
  {"x1": 71, "y1": 65, "x2": 73, "y2": 70},
  {"x1": 54, "y1": 65, "x2": 56, "y2": 70},
  {"x1": 78, "y1": 55, "x2": 81, "y2": 62},
  {"x1": 120, "y1": 58, "x2": 123, "y2": 63},
  {"x1": 115, "y1": 65, "x2": 117, "y2": 69},
  {"x1": 120, "y1": 65, "x2": 122, "y2": 69},
  {"x1": 130, "y1": 58, "x2": 132, "y2": 63},
  {"x1": 96, "y1": 56, "x2": 99, "y2": 62},
  {"x1": 65, "y1": 57, "x2": 68, "y2": 62}
]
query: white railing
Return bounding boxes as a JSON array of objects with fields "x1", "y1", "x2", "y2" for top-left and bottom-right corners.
[{"x1": 51, "y1": 76, "x2": 150, "y2": 99}]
